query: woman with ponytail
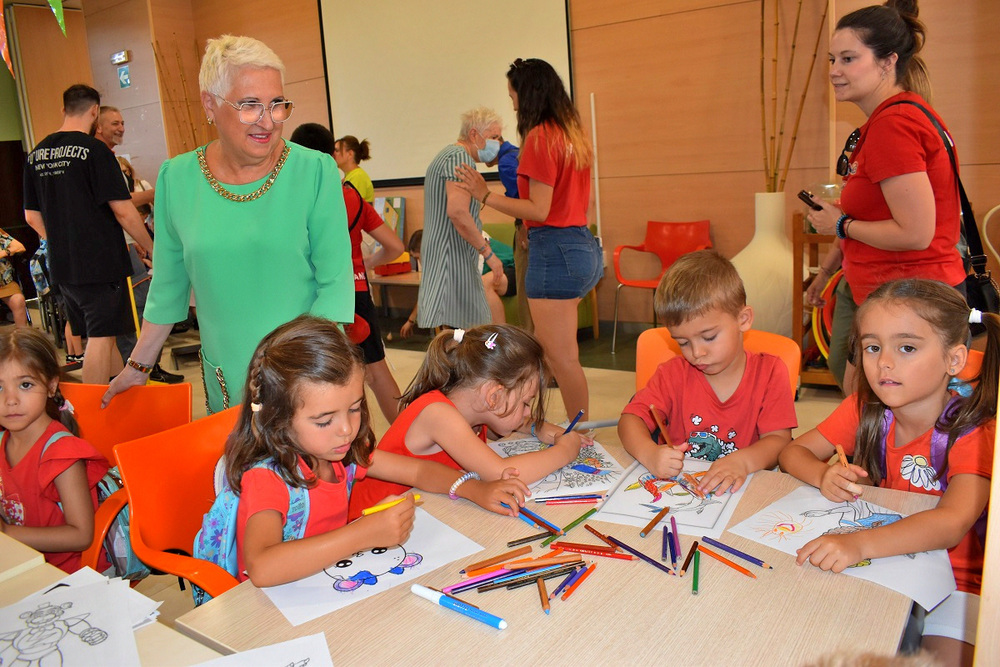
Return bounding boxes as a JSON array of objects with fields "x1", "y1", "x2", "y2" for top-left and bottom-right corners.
[
  {"x1": 804, "y1": 1, "x2": 967, "y2": 394},
  {"x1": 0, "y1": 328, "x2": 109, "y2": 573}
]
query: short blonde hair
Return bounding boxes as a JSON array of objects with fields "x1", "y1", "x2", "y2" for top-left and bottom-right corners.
[
  {"x1": 458, "y1": 106, "x2": 502, "y2": 141},
  {"x1": 654, "y1": 250, "x2": 746, "y2": 326},
  {"x1": 198, "y1": 35, "x2": 285, "y2": 97}
]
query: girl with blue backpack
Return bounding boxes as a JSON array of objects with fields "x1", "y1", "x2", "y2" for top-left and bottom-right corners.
[
  {"x1": 205, "y1": 315, "x2": 529, "y2": 589},
  {"x1": 779, "y1": 279, "x2": 997, "y2": 664}
]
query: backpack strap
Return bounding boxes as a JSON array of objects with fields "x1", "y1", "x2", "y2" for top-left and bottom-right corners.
[
  {"x1": 343, "y1": 181, "x2": 365, "y2": 232},
  {"x1": 40, "y1": 430, "x2": 74, "y2": 454}
]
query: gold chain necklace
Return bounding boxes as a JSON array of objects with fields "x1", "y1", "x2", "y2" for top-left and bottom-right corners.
[{"x1": 197, "y1": 144, "x2": 290, "y2": 202}]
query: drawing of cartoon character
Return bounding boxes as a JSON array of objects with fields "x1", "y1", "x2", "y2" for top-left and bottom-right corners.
[
  {"x1": 324, "y1": 545, "x2": 423, "y2": 592},
  {"x1": 801, "y1": 499, "x2": 902, "y2": 530},
  {"x1": 686, "y1": 431, "x2": 737, "y2": 461},
  {"x1": 0, "y1": 602, "x2": 107, "y2": 667}
]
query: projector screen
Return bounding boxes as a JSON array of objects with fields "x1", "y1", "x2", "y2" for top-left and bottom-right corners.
[{"x1": 318, "y1": 0, "x2": 572, "y2": 184}]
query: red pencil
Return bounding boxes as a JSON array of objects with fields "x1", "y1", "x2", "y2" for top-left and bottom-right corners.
[
  {"x1": 584, "y1": 524, "x2": 620, "y2": 551},
  {"x1": 561, "y1": 563, "x2": 597, "y2": 600},
  {"x1": 552, "y1": 545, "x2": 636, "y2": 561},
  {"x1": 548, "y1": 541, "x2": 616, "y2": 553}
]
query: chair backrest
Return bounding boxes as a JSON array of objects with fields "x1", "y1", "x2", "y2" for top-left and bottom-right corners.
[
  {"x1": 59, "y1": 383, "x2": 192, "y2": 463},
  {"x1": 960, "y1": 349, "x2": 984, "y2": 382},
  {"x1": 636, "y1": 327, "x2": 801, "y2": 395},
  {"x1": 644, "y1": 220, "x2": 712, "y2": 271},
  {"x1": 114, "y1": 407, "x2": 239, "y2": 564}
]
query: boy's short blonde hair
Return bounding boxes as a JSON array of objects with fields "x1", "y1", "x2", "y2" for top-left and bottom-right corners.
[{"x1": 653, "y1": 249, "x2": 746, "y2": 327}]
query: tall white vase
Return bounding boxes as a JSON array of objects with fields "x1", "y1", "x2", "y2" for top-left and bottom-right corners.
[{"x1": 730, "y1": 192, "x2": 794, "y2": 337}]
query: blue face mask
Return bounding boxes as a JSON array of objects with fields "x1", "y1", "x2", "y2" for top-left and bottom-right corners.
[{"x1": 477, "y1": 138, "x2": 500, "y2": 163}]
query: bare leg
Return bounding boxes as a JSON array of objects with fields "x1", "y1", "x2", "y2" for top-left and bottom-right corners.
[
  {"x1": 82, "y1": 336, "x2": 119, "y2": 384},
  {"x1": 65, "y1": 323, "x2": 84, "y2": 356},
  {"x1": 528, "y1": 297, "x2": 588, "y2": 421},
  {"x1": 922, "y1": 635, "x2": 974, "y2": 667},
  {"x1": 2, "y1": 293, "x2": 28, "y2": 327},
  {"x1": 482, "y1": 271, "x2": 508, "y2": 324},
  {"x1": 365, "y1": 360, "x2": 402, "y2": 422}
]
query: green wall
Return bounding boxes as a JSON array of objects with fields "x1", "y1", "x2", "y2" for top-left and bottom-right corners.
[{"x1": 0, "y1": 68, "x2": 23, "y2": 142}]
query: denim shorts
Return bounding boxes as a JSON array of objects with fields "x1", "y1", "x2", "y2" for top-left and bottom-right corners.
[{"x1": 525, "y1": 225, "x2": 603, "y2": 299}]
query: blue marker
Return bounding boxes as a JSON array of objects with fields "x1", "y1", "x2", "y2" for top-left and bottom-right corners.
[
  {"x1": 411, "y1": 584, "x2": 507, "y2": 630},
  {"x1": 563, "y1": 409, "x2": 585, "y2": 434}
]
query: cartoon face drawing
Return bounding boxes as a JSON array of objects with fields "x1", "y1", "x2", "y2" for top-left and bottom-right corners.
[{"x1": 323, "y1": 545, "x2": 423, "y2": 592}]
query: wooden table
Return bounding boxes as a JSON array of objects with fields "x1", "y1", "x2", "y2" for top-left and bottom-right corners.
[
  {"x1": 368, "y1": 270, "x2": 420, "y2": 316},
  {"x1": 0, "y1": 560, "x2": 222, "y2": 665},
  {"x1": 175, "y1": 464, "x2": 937, "y2": 665},
  {"x1": 0, "y1": 532, "x2": 45, "y2": 584}
]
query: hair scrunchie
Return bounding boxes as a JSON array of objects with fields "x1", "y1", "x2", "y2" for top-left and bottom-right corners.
[{"x1": 453, "y1": 328, "x2": 466, "y2": 343}]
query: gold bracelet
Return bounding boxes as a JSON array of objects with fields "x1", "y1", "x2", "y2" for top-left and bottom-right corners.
[
  {"x1": 481, "y1": 191, "x2": 491, "y2": 206},
  {"x1": 126, "y1": 357, "x2": 154, "y2": 374}
]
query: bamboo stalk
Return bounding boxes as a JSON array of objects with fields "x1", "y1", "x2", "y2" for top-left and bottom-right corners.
[
  {"x1": 772, "y1": 0, "x2": 805, "y2": 185},
  {"x1": 760, "y1": 1, "x2": 770, "y2": 185},
  {"x1": 778, "y1": 3, "x2": 829, "y2": 191},
  {"x1": 769, "y1": 0, "x2": 780, "y2": 191}
]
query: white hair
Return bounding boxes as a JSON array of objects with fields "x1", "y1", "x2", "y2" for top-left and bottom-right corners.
[
  {"x1": 198, "y1": 35, "x2": 285, "y2": 97},
  {"x1": 458, "y1": 106, "x2": 503, "y2": 141}
]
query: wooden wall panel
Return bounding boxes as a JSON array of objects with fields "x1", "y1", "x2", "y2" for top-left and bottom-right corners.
[{"x1": 569, "y1": 0, "x2": 745, "y2": 31}]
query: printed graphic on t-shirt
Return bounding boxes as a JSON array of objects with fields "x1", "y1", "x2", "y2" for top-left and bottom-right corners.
[
  {"x1": 685, "y1": 413, "x2": 738, "y2": 461},
  {"x1": 899, "y1": 454, "x2": 942, "y2": 492},
  {"x1": 26, "y1": 144, "x2": 92, "y2": 178},
  {"x1": 1, "y1": 481, "x2": 25, "y2": 525}
]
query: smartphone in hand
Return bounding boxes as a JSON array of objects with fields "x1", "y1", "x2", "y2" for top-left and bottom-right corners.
[{"x1": 798, "y1": 190, "x2": 824, "y2": 211}]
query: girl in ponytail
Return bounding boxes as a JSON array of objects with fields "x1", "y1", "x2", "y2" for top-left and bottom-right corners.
[{"x1": 0, "y1": 328, "x2": 107, "y2": 573}]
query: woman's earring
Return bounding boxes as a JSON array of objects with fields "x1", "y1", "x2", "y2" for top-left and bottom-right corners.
[{"x1": 207, "y1": 117, "x2": 214, "y2": 125}]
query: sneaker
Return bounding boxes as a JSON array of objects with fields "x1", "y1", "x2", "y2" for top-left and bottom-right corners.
[
  {"x1": 65, "y1": 354, "x2": 84, "y2": 364},
  {"x1": 149, "y1": 364, "x2": 184, "y2": 384}
]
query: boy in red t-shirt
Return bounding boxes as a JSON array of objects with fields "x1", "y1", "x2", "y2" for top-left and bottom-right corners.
[{"x1": 619, "y1": 250, "x2": 796, "y2": 495}]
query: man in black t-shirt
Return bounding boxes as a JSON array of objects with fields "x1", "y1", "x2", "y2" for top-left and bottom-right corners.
[{"x1": 23, "y1": 84, "x2": 154, "y2": 385}]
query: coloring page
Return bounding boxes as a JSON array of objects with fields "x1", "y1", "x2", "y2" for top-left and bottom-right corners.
[
  {"x1": 193, "y1": 632, "x2": 332, "y2": 667},
  {"x1": 595, "y1": 460, "x2": 749, "y2": 539},
  {"x1": 0, "y1": 579, "x2": 139, "y2": 666},
  {"x1": 23, "y1": 567, "x2": 161, "y2": 630},
  {"x1": 263, "y1": 508, "x2": 482, "y2": 626},
  {"x1": 487, "y1": 437, "x2": 626, "y2": 499},
  {"x1": 728, "y1": 485, "x2": 955, "y2": 610}
]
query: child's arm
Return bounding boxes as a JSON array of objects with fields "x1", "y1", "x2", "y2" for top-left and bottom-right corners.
[
  {"x1": 699, "y1": 428, "x2": 792, "y2": 495},
  {"x1": 368, "y1": 450, "x2": 530, "y2": 516},
  {"x1": 778, "y1": 429, "x2": 868, "y2": 503},
  {"x1": 618, "y1": 413, "x2": 684, "y2": 479},
  {"x1": 1, "y1": 462, "x2": 95, "y2": 553},
  {"x1": 796, "y1": 473, "x2": 990, "y2": 572},
  {"x1": 242, "y1": 492, "x2": 418, "y2": 588}
]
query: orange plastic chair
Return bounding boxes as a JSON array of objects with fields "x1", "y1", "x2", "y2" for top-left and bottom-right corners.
[
  {"x1": 61, "y1": 383, "x2": 193, "y2": 572},
  {"x1": 635, "y1": 327, "x2": 801, "y2": 397},
  {"x1": 959, "y1": 349, "x2": 983, "y2": 382},
  {"x1": 113, "y1": 407, "x2": 241, "y2": 599},
  {"x1": 612, "y1": 220, "x2": 712, "y2": 353}
]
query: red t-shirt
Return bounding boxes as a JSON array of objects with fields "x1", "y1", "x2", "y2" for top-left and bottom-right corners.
[
  {"x1": 345, "y1": 184, "x2": 389, "y2": 291},
  {"x1": 621, "y1": 351, "x2": 797, "y2": 460},
  {"x1": 817, "y1": 396, "x2": 993, "y2": 594},
  {"x1": 839, "y1": 92, "x2": 966, "y2": 304},
  {"x1": 517, "y1": 122, "x2": 591, "y2": 229},
  {"x1": 347, "y1": 390, "x2": 485, "y2": 519},
  {"x1": 0, "y1": 420, "x2": 109, "y2": 573},
  {"x1": 235, "y1": 456, "x2": 367, "y2": 582}
]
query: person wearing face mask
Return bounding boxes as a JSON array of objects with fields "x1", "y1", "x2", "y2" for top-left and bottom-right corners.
[{"x1": 416, "y1": 107, "x2": 505, "y2": 331}]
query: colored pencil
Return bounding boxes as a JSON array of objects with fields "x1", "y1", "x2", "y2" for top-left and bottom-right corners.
[
  {"x1": 649, "y1": 404, "x2": 670, "y2": 445},
  {"x1": 661, "y1": 528, "x2": 669, "y2": 562},
  {"x1": 536, "y1": 577, "x2": 550, "y2": 614},
  {"x1": 461, "y1": 546, "x2": 532, "y2": 574},
  {"x1": 445, "y1": 570, "x2": 512, "y2": 594},
  {"x1": 666, "y1": 530, "x2": 677, "y2": 569},
  {"x1": 701, "y1": 536, "x2": 772, "y2": 569},
  {"x1": 692, "y1": 550, "x2": 700, "y2": 595},
  {"x1": 697, "y1": 544, "x2": 757, "y2": 579},
  {"x1": 682, "y1": 472, "x2": 707, "y2": 499},
  {"x1": 360, "y1": 494, "x2": 422, "y2": 516},
  {"x1": 548, "y1": 541, "x2": 615, "y2": 553},
  {"x1": 670, "y1": 516, "x2": 682, "y2": 562},
  {"x1": 584, "y1": 524, "x2": 620, "y2": 550},
  {"x1": 563, "y1": 409, "x2": 585, "y2": 434},
  {"x1": 537, "y1": 499, "x2": 600, "y2": 506},
  {"x1": 606, "y1": 535, "x2": 675, "y2": 577},
  {"x1": 640, "y1": 506, "x2": 670, "y2": 538},
  {"x1": 534, "y1": 493, "x2": 605, "y2": 502},
  {"x1": 427, "y1": 586, "x2": 481, "y2": 609},
  {"x1": 505, "y1": 555, "x2": 581, "y2": 570},
  {"x1": 542, "y1": 507, "x2": 598, "y2": 547},
  {"x1": 506, "y1": 532, "x2": 550, "y2": 548},
  {"x1": 511, "y1": 508, "x2": 540, "y2": 529},
  {"x1": 835, "y1": 443, "x2": 850, "y2": 469},
  {"x1": 465, "y1": 559, "x2": 532, "y2": 578},
  {"x1": 560, "y1": 563, "x2": 596, "y2": 600},
  {"x1": 548, "y1": 545, "x2": 636, "y2": 560},
  {"x1": 478, "y1": 564, "x2": 582, "y2": 592},
  {"x1": 679, "y1": 540, "x2": 699, "y2": 577},
  {"x1": 505, "y1": 565, "x2": 583, "y2": 591},
  {"x1": 549, "y1": 566, "x2": 582, "y2": 599},
  {"x1": 518, "y1": 505, "x2": 563, "y2": 535}
]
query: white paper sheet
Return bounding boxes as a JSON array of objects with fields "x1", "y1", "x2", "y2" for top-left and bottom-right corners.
[
  {"x1": 486, "y1": 437, "x2": 626, "y2": 499},
  {"x1": 24, "y1": 567, "x2": 161, "y2": 630},
  {"x1": 595, "y1": 460, "x2": 749, "y2": 540},
  {"x1": 193, "y1": 632, "x2": 332, "y2": 667},
  {"x1": 0, "y1": 579, "x2": 140, "y2": 666},
  {"x1": 728, "y1": 485, "x2": 956, "y2": 610},
  {"x1": 263, "y1": 507, "x2": 482, "y2": 626}
]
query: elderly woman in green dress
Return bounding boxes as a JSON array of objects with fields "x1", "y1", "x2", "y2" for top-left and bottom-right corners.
[{"x1": 103, "y1": 35, "x2": 353, "y2": 413}]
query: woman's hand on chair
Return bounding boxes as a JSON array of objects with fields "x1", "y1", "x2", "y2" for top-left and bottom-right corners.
[{"x1": 101, "y1": 367, "x2": 148, "y2": 409}]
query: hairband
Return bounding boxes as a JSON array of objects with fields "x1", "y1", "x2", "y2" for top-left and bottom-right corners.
[
  {"x1": 250, "y1": 402, "x2": 262, "y2": 412},
  {"x1": 969, "y1": 309, "x2": 983, "y2": 325},
  {"x1": 453, "y1": 329, "x2": 466, "y2": 343}
]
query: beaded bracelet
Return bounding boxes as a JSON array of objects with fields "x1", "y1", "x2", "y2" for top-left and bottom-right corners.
[
  {"x1": 449, "y1": 471, "x2": 481, "y2": 500},
  {"x1": 835, "y1": 213, "x2": 852, "y2": 239}
]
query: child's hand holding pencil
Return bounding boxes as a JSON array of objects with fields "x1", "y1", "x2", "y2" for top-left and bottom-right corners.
[
  {"x1": 819, "y1": 444, "x2": 868, "y2": 503},
  {"x1": 358, "y1": 492, "x2": 418, "y2": 546},
  {"x1": 460, "y1": 468, "x2": 530, "y2": 517}
]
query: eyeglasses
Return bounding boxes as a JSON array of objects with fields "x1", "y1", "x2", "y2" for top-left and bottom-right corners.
[
  {"x1": 215, "y1": 96, "x2": 294, "y2": 125},
  {"x1": 836, "y1": 128, "x2": 861, "y2": 177}
]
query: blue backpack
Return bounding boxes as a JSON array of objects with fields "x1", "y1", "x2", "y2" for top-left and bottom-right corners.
[{"x1": 191, "y1": 459, "x2": 357, "y2": 606}]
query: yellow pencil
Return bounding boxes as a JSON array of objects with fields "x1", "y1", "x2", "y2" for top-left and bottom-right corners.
[{"x1": 361, "y1": 494, "x2": 421, "y2": 516}]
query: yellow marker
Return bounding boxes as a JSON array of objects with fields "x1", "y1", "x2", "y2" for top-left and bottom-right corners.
[{"x1": 361, "y1": 494, "x2": 421, "y2": 516}]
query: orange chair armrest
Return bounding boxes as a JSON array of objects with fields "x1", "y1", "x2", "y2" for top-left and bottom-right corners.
[
  {"x1": 613, "y1": 244, "x2": 652, "y2": 283},
  {"x1": 81, "y1": 490, "x2": 128, "y2": 571},
  {"x1": 131, "y1": 547, "x2": 239, "y2": 599}
]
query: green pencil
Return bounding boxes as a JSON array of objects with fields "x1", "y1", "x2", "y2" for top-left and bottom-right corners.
[
  {"x1": 692, "y1": 550, "x2": 700, "y2": 595},
  {"x1": 541, "y1": 507, "x2": 598, "y2": 547}
]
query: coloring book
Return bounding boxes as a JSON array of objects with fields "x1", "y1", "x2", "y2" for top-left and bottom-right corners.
[
  {"x1": 262, "y1": 508, "x2": 482, "y2": 626},
  {"x1": 728, "y1": 485, "x2": 955, "y2": 610},
  {"x1": 486, "y1": 437, "x2": 626, "y2": 499},
  {"x1": 595, "y1": 459, "x2": 748, "y2": 539}
]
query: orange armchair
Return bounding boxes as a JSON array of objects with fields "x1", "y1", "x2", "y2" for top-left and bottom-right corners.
[
  {"x1": 635, "y1": 327, "x2": 801, "y2": 397},
  {"x1": 612, "y1": 220, "x2": 711, "y2": 353},
  {"x1": 113, "y1": 407, "x2": 241, "y2": 600},
  {"x1": 61, "y1": 383, "x2": 193, "y2": 573}
]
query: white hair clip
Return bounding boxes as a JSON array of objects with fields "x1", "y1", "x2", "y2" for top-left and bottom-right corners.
[
  {"x1": 453, "y1": 328, "x2": 466, "y2": 343},
  {"x1": 250, "y1": 402, "x2": 262, "y2": 413},
  {"x1": 485, "y1": 332, "x2": 499, "y2": 350},
  {"x1": 969, "y1": 309, "x2": 983, "y2": 325}
]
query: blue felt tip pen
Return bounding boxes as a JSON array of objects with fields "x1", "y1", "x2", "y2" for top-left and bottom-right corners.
[
  {"x1": 563, "y1": 409, "x2": 585, "y2": 434},
  {"x1": 411, "y1": 584, "x2": 507, "y2": 630}
]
